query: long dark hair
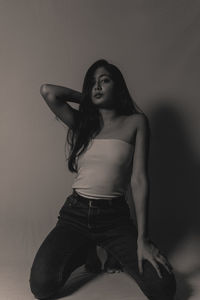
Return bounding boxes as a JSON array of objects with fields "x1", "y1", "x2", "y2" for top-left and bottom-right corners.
[{"x1": 65, "y1": 59, "x2": 148, "y2": 173}]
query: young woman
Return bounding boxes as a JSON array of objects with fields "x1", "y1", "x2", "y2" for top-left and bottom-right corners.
[{"x1": 29, "y1": 59, "x2": 176, "y2": 300}]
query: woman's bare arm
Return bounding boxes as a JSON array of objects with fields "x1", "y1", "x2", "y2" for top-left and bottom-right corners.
[
  {"x1": 131, "y1": 113, "x2": 150, "y2": 239},
  {"x1": 131, "y1": 114, "x2": 173, "y2": 278},
  {"x1": 40, "y1": 84, "x2": 82, "y2": 129},
  {"x1": 41, "y1": 84, "x2": 82, "y2": 104}
]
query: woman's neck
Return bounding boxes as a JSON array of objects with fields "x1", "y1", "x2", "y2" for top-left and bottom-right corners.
[{"x1": 99, "y1": 109, "x2": 120, "y2": 127}]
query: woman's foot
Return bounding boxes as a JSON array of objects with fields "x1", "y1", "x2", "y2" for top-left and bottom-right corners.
[{"x1": 104, "y1": 252, "x2": 123, "y2": 273}]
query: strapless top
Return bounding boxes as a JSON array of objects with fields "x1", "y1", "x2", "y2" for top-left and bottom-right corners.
[{"x1": 72, "y1": 139, "x2": 134, "y2": 199}]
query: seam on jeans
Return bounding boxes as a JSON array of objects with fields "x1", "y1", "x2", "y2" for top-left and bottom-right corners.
[
  {"x1": 88, "y1": 201, "x2": 92, "y2": 229},
  {"x1": 57, "y1": 252, "x2": 73, "y2": 283},
  {"x1": 57, "y1": 241, "x2": 91, "y2": 283}
]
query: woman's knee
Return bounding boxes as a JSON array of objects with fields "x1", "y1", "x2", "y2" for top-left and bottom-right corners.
[
  {"x1": 29, "y1": 258, "x2": 64, "y2": 299},
  {"x1": 153, "y1": 272, "x2": 176, "y2": 300},
  {"x1": 143, "y1": 261, "x2": 176, "y2": 300}
]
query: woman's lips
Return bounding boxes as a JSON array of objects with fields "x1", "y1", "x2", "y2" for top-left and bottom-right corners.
[{"x1": 95, "y1": 94, "x2": 103, "y2": 98}]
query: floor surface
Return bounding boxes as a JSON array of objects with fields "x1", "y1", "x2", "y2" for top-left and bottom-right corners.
[{"x1": 1, "y1": 257, "x2": 200, "y2": 300}]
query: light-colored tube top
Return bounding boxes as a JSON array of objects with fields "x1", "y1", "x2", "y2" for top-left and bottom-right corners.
[{"x1": 72, "y1": 139, "x2": 134, "y2": 199}]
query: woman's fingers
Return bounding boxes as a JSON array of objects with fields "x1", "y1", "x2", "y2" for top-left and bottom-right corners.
[
  {"x1": 138, "y1": 256, "x2": 162, "y2": 278},
  {"x1": 137, "y1": 241, "x2": 173, "y2": 279},
  {"x1": 137, "y1": 255, "x2": 143, "y2": 274},
  {"x1": 155, "y1": 254, "x2": 173, "y2": 274},
  {"x1": 150, "y1": 259, "x2": 162, "y2": 278}
]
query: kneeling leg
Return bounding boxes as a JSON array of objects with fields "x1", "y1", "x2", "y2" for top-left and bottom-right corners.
[
  {"x1": 99, "y1": 224, "x2": 176, "y2": 300},
  {"x1": 29, "y1": 224, "x2": 92, "y2": 299}
]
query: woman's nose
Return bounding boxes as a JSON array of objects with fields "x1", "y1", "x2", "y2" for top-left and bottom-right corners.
[
  {"x1": 94, "y1": 84, "x2": 101, "y2": 91},
  {"x1": 94, "y1": 80, "x2": 101, "y2": 89}
]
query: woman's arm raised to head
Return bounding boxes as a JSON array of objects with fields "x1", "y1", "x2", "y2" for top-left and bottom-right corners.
[
  {"x1": 40, "y1": 84, "x2": 82, "y2": 129},
  {"x1": 40, "y1": 84, "x2": 82, "y2": 104}
]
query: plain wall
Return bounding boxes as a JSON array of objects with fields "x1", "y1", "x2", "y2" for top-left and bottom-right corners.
[{"x1": 1, "y1": 0, "x2": 200, "y2": 295}]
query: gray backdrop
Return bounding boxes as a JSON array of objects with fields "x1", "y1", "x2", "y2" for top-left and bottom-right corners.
[{"x1": 1, "y1": 1, "x2": 200, "y2": 299}]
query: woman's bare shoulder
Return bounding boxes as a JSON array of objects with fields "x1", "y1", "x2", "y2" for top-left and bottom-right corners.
[{"x1": 126, "y1": 113, "x2": 148, "y2": 130}]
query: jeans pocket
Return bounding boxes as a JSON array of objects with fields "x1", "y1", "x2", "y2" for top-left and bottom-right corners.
[
  {"x1": 58, "y1": 194, "x2": 79, "y2": 215},
  {"x1": 64, "y1": 194, "x2": 79, "y2": 208}
]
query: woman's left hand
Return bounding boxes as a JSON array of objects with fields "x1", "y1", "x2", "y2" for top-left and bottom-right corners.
[{"x1": 137, "y1": 237, "x2": 173, "y2": 278}]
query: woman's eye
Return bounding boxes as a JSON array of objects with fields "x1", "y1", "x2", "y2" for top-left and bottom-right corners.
[
  {"x1": 101, "y1": 79, "x2": 109, "y2": 83},
  {"x1": 91, "y1": 78, "x2": 110, "y2": 87}
]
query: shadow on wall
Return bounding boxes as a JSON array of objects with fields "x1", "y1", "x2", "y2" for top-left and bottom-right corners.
[
  {"x1": 57, "y1": 103, "x2": 199, "y2": 300},
  {"x1": 144, "y1": 102, "x2": 200, "y2": 300}
]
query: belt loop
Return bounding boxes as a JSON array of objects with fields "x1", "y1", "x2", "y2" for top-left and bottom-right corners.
[{"x1": 73, "y1": 189, "x2": 79, "y2": 199}]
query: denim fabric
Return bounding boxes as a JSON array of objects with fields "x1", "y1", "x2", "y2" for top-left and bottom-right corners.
[{"x1": 29, "y1": 189, "x2": 176, "y2": 300}]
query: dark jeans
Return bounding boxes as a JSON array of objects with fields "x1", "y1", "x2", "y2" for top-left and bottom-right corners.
[{"x1": 29, "y1": 189, "x2": 176, "y2": 300}]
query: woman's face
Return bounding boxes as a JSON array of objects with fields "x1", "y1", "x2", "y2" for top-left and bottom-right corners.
[{"x1": 91, "y1": 67, "x2": 115, "y2": 107}]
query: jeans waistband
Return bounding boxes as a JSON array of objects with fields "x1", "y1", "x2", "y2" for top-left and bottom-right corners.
[{"x1": 72, "y1": 189, "x2": 126, "y2": 208}]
